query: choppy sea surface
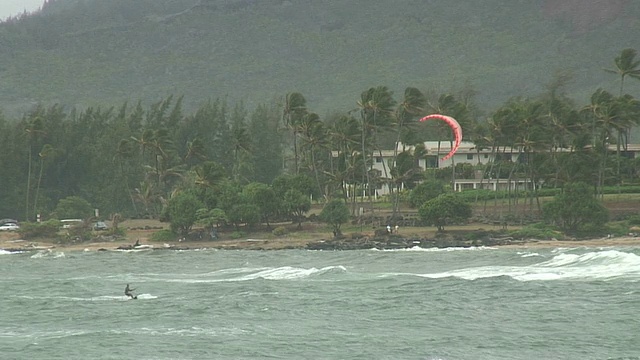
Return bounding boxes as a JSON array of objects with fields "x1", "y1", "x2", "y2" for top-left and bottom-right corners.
[{"x1": 1, "y1": 245, "x2": 639, "y2": 360}]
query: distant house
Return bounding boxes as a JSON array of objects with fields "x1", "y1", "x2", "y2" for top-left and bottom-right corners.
[{"x1": 336, "y1": 141, "x2": 640, "y2": 196}]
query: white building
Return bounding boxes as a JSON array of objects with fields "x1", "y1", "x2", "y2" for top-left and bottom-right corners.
[
  {"x1": 366, "y1": 141, "x2": 527, "y2": 195},
  {"x1": 336, "y1": 141, "x2": 640, "y2": 196}
]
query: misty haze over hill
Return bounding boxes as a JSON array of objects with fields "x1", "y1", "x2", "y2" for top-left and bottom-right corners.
[{"x1": 0, "y1": 0, "x2": 638, "y2": 117}]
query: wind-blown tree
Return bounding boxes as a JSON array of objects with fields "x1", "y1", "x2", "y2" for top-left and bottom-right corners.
[
  {"x1": 357, "y1": 86, "x2": 396, "y2": 208},
  {"x1": 602, "y1": 49, "x2": 640, "y2": 186},
  {"x1": 282, "y1": 92, "x2": 308, "y2": 174},
  {"x1": 192, "y1": 160, "x2": 228, "y2": 210},
  {"x1": 326, "y1": 114, "x2": 362, "y2": 207},
  {"x1": 389, "y1": 145, "x2": 426, "y2": 208},
  {"x1": 506, "y1": 98, "x2": 549, "y2": 213},
  {"x1": 54, "y1": 196, "x2": 93, "y2": 219},
  {"x1": 390, "y1": 87, "x2": 426, "y2": 216},
  {"x1": 408, "y1": 179, "x2": 449, "y2": 208},
  {"x1": 542, "y1": 182, "x2": 608, "y2": 232},
  {"x1": 114, "y1": 139, "x2": 139, "y2": 214},
  {"x1": 272, "y1": 173, "x2": 317, "y2": 205},
  {"x1": 426, "y1": 93, "x2": 472, "y2": 191},
  {"x1": 196, "y1": 208, "x2": 227, "y2": 233},
  {"x1": 178, "y1": 98, "x2": 233, "y2": 170},
  {"x1": 283, "y1": 189, "x2": 311, "y2": 229},
  {"x1": 418, "y1": 193, "x2": 472, "y2": 231},
  {"x1": 319, "y1": 198, "x2": 350, "y2": 237},
  {"x1": 604, "y1": 48, "x2": 640, "y2": 96},
  {"x1": 165, "y1": 191, "x2": 204, "y2": 236},
  {"x1": 230, "y1": 103, "x2": 253, "y2": 183},
  {"x1": 33, "y1": 144, "x2": 57, "y2": 219},
  {"x1": 242, "y1": 182, "x2": 278, "y2": 229},
  {"x1": 249, "y1": 103, "x2": 283, "y2": 185},
  {"x1": 23, "y1": 113, "x2": 46, "y2": 221},
  {"x1": 0, "y1": 116, "x2": 24, "y2": 218},
  {"x1": 134, "y1": 180, "x2": 161, "y2": 218},
  {"x1": 582, "y1": 89, "x2": 626, "y2": 196},
  {"x1": 182, "y1": 137, "x2": 207, "y2": 167},
  {"x1": 299, "y1": 112, "x2": 328, "y2": 198}
]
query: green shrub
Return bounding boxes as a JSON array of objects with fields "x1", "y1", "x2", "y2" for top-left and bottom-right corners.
[
  {"x1": 150, "y1": 229, "x2": 177, "y2": 242},
  {"x1": 626, "y1": 215, "x2": 640, "y2": 226},
  {"x1": 272, "y1": 226, "x2": 288, "y2": 236},
  {"x1": 18, "y1": 220, "x2": 60, "y2": 240},
  {"x1": 508, "y1": 223, "x2": 563, "y2": 240},
  {"x1": 230, "y1": 231, "x2": 246, "y2": 239}
]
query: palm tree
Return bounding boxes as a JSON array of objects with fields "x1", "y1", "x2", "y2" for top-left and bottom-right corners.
[
  {"x1": 194, "y1": 161, "x2": 227, "y2": 190},
  {"x1": 326, "y1": 115, "x2": 361, "y2": 211},
  {"x1": 114, "y1": 139, "x2": 138, "y2": 213},
  {"x1": 390, "y1": 87, "x2": 426, "y2": 215},
  {"x1": 33, "y1": 144, "x2": 56, "y2": 220},
  {"x1": 282, "y1": 93, "x2": 308, "y2": 174},
  {"x1": 604, "y1": 48, "x2": 640, "y2": 96},
  {"x1": 23, "y1": 115, "x2": 46, "y2": 221},
  {"x1": 230, "y1": 110, "x2": 253, "y2": 183},
  {"x1": 583, "y1": 89, "x2": 625, "y2": 197},
  {"x1": 357, "y1": 86, "x2": 396, "y2": 208},
  {"x1": 604, "y1": 48, "x2": 640, "y2": 156},
  {"x1": 183, "y1": 138, "x2": 207, "y2": 166},
  {"x1": 427, "y1": 93, "x2": 471, "y2": 191},
  {"x1": 299, "y1": 112, "x2": 328, "y2": 198}
]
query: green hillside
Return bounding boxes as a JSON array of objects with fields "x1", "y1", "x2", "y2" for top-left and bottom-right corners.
[{"x1": 0, "y1": 0, "x2": 638, "y2": 116}]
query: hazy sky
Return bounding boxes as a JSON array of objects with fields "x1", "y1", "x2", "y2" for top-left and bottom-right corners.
[{"x1": 0, "y1": 0, "x2": 43, "y2": 20}]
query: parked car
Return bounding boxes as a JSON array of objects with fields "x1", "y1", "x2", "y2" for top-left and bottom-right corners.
[
  {"x1": 0, "y1": 223, "x2": 19, "y2": 231},
  {"x1": 93, "y1": 221, "x2": 108, "y2": 231}
]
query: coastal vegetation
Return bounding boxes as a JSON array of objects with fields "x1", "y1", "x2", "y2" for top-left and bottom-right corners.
[
  {"x1": 1, "y1": 2, "x2": 640, "y2": 246},
  {"x1": 0, "y1": 46, "x2": 638, "y2": 247}
]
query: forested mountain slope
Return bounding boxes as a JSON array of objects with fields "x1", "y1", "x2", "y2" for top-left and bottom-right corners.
[{"x1": 0, "y1": 0, "x2": 638, "y2": 117}]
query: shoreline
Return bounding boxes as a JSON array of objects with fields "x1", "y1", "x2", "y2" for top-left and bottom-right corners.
[{"x1": 2, "y1": 234, "x2": 640, "y2": 253}]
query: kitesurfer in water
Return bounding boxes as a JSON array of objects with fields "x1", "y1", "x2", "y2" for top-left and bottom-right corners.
[{"x1": 125, "y1": 284, "x2": 137, "y2": 299}]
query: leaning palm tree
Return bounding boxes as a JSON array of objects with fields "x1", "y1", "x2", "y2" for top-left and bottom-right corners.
[
  {"x1": 282, "y1": 93, "x2": 308, "y2": 174},
  {"x1": 603, "y1": 49, "x2": 640, "y2": 155},
  {"x1": 23, "y1": 115, "x2": 46, "y2": 221},
  {"x1": 390, "y1": 87, "x2": 426, "y2": 216},
  {"x1": 113, "y1": 139, "x2": 138, "y2": 213},
  {"x1": 582, "y1": 89, "x2": 625, "y2": 197},
  {"x1": 604, "y1": 48, "x2": 640, "y2": 96},
  {"x1": 427, "y1": 93, "x2": 471, "y2": 191},
  {"x1": 299, "y1": 112, "x2": 329, "y2": 198},
  {"x1": 356, "y1": 86, "x2": 396, "y2": 208},
  {"x1": 33, "y1": 144, "x2": 56, "y2": 220}
]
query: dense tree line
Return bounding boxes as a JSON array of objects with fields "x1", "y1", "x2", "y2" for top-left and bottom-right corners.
[{"x1": 0, "y1": 49, "x2": 639, "y2": 236}]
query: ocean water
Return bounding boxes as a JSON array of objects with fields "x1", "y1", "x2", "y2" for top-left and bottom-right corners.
[{"x1": 1, "y1": 246, "x2": 639, "y2": 360}]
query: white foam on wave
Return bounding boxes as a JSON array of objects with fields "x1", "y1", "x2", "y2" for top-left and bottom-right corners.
[
  {"x1": 1, "y1": 325, "x2": 241, "y2": 340},
  {"x1": 378, "y1": 246, "x2": 496, "y2": 252},
  {"x1": 23, "y1": 293, "x2": 159, "y2": 301},
  {"x1": 416, "y1": 249, "x2": 640, "y2": 281},
  {"x1": 0, "y1": 249, "x2": 21, "y2": 255},
  {"x1": 111, "y1": 325, "x2": 248, "y2": 337},
  {"x1": 517, "y1": 251, "x2": 542, "y2": 258},
  {"x1": 163, "y1": 265, "x2": 347, "y2": 283},
  {"x1": 236, "y1": 265, "x2": 347, "y2": 281},
  {"x1": 30, "y1": 250, "x2": 65, "y2": 259}
]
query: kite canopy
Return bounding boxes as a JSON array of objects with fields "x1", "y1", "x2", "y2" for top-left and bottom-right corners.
[{"x1": 419, "y1": 114, "x2": 463, "y2": 161}]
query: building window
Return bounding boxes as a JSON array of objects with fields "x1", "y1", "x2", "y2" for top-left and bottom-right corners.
[
  {"x1": 467, "y1": 154, "x2": 473, "y2": 160},
  {"x1": 484, "y1": 154, "x2": 489, "y2": 159},
  {"x1": 426, "y1": 155, "x2": 438, "y2": 168},
  {"x1": 375, "y1": 157, "x2": 382, "y2": 163}
]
